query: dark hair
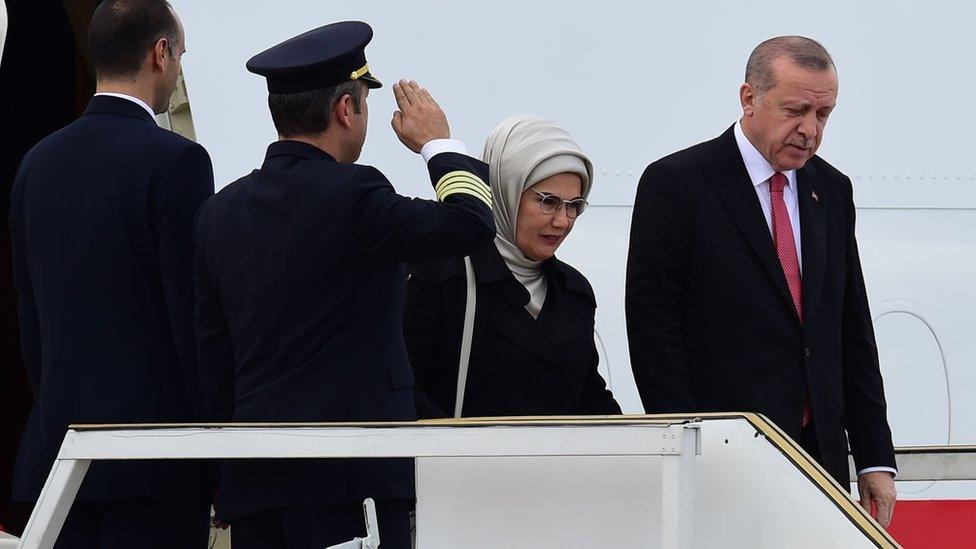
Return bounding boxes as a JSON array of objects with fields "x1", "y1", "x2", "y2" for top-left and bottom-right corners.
[
  {"x1": 268, "y1": 81, "x2": 364, "y2": 137},
  {"x1": 745, "y1": 36, "x2": 835, "y2": 96},
  {"x1": 88, "y1": 0, "x2": 180, "y2": 80}
]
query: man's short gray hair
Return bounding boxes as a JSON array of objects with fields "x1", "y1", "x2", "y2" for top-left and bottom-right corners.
[{"x1": 745, "y1": 36, "x2": 835, "y2": 96}]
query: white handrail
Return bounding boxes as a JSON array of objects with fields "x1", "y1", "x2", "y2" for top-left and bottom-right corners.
[
  {"x1": 17, "y1": 421, "x2": 701, "y2": 549},
  {"x1": 324, "y1": 498, "x2": 380, "y2": 549}
]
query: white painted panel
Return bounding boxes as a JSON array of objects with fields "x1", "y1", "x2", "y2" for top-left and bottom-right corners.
[
  {"x1": 414, "y1": 418, "x2": 880, "y2": 548},
  {"x1": 874, "y1": 312, "x2": 948, "y2": 448},
  {"x1": 416, "y1": 456, "x2": 663, "y2": 548},
  {"x1": 0, "y1": 531, "x2": 19, "y2": 546}
]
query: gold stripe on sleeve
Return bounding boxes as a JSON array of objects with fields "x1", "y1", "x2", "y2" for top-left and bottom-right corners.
[
  {"x1": 437, "y1": 180, "x2": 493, "y2": 205},
  {"x1": 435, "y1": 171, "x2": 492, "y2": 206},
  {"x1": 435, "y1": 171, "x2": 489, "y2": 197},
  {"x1": 439, "y1": 187, "x2": 492, "y2": 207}
]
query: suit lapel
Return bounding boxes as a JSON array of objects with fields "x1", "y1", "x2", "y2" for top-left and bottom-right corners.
[
  {"x1": 488, "y1": 286, "x2": 550, "y2": 362},
  {"x1": 469, "y1": 247, "x2": 553, "y2": 364},
  {"x1": 539, "y1": 282, "x2": 584, "y2": 349},
  {"x1": 487, "y1": 273, "x2": 583, "y2": 367},
  {"x1": 703, "y1": 128, "x2": 796, "y2": 316},
  {"x1": 797, "y1": 164, "x2": 826, "y2": 326}
]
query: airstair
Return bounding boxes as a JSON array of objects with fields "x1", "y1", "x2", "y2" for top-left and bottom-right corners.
[{"x1": 16, "y1": 413, "x2": 966, "y2": 548}]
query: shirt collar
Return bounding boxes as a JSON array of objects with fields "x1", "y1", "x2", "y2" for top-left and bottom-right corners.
[
  {"x1": 733, "y1": 120, "x2": 795, "y2": 188},
  {"x1": 94, "y1": 92, "x2": 156, "y2": 120}
]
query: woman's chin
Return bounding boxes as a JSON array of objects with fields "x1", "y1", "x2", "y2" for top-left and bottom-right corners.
[{"x1": 521, "y1": 247, "x2": 556, "y2": 262}]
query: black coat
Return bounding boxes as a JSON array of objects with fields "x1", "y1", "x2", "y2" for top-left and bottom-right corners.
[
  {"x1": 625, "y1": 126, "x2": 895, "y2": 486},
  {"x1": 193, "y1": 141, "x2": 495, "y2": 519},
  {"x1": 405, "y1": 244, "x2": 620, "y2": 418},
  {"x1": 9, "y1": 95, "x2": 214, "y2": 502}
]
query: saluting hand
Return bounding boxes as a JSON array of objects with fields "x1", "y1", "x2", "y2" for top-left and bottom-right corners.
[{"x1": 391, "y1": 79, "x2": 451, "y2": 153}]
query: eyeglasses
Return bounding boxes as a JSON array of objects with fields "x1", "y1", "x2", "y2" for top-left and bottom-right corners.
[{"x1": 531, "y1": 189, "x2": 588, "y2": 219}]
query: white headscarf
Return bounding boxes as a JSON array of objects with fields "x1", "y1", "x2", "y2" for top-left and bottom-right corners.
[{"x1": 481, "y1": 115, "x2": 594, "y2": 318}]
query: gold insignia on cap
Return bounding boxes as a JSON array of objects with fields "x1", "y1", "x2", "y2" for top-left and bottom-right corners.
[{"x1": 350, "y1": 64, "x2": 370, "y2": 80}]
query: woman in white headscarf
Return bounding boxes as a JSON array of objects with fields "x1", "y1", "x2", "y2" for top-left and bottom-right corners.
[{"x1": 404, "y1": 115, "x2": 620, "y2": 418}]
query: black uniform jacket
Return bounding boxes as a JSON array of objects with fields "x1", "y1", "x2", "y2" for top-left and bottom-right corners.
[
  {"x1": 9, "y1": 95, "x2": 214, "y2": 502},
  {"x1": 625, "y1": 125, "x2": 896, "y2": 486},
  {"x1": 193, "y1": 141, "x2": 495, "y2": 519},
  {"x1": 405, "y1": 244, "x2": 620, "y2": 418}
]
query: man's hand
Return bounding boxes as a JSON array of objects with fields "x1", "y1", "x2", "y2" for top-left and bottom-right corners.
[
  {"x1": 391, "y1": 79, "x2": 450, "y2": 153},
  {"x1": 857, "y1": 471, "x2": 896, "y2": 529}
]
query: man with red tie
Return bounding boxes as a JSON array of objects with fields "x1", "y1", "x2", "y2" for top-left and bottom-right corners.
[{"x1": 625, "y1": 36, "x2": 897, "y2": 527}]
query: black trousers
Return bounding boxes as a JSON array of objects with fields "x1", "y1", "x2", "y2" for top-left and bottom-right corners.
[
  {"x1": 54, "y1": 498, "x2": 210, "y2": 549},
  {"x1": 231, "y1": 499, "x2": 412, "y2": 549}
]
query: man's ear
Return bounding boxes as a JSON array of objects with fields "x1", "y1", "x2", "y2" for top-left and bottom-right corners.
[
  {"x1": 740, "y1": 83, "x2": 756, "y2": 117},
  {"x1": 334, "y1": 93, "x2": 354, "y2": 129},
  {"x1": 151, "y1": 38, "x2": 169, "y2": 73}
]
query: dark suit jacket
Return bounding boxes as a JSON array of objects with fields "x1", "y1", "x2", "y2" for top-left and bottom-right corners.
[
  {"x1": 405, "y1": 244, "x2": 620, "y2": 418},
  {"x1": 194, "y1": 141, "x2": 495, "y2": 519},
  {"x1": 9, "y1": 95, "x2": 214, "y2": 502},
  {"x1": 625, "y1": 125, "x2": 895, "y2": 486}
]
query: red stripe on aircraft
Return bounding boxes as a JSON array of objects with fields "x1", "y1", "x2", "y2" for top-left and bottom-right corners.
[{"x1": 888, "y1": 500, "x2": 976, "y2": 548}]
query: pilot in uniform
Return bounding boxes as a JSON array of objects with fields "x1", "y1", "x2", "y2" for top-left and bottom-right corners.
[{"x1": 192, "y1": 21, "x2": 495, "y2": 549}]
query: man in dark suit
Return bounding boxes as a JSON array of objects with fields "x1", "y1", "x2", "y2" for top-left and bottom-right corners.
[
  {"x1": 8, "y1": 1, "x2": 213, "y2": 547},
  {"x1": 193, "y1": 22, "x2": 495, "y2": 549},
  {"x1": 625, "y1": 36, "x2": 897, "y2": 527}
]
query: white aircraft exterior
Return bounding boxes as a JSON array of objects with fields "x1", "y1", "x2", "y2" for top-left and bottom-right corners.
[
  {"x1": 168, "y1": 2, "x2": 976, "y2": 540},
  {"x1": 171, "y1": 0, "x2": 975, "y2": 441}
]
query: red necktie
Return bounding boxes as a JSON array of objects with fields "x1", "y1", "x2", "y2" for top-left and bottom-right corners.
[{"x1": 770, "y1": 172, "x2": 810, "y2": 426}]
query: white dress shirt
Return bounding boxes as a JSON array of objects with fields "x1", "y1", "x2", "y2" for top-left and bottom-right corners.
[
  {"x1": 733, "y1": 121, "x2": 802, "y2": 271},
  {"x1": 94, "y1": 92, "x2": 157, "y2": 120},
  {"x1": 420, "y1": 138, "x2": 468, "y2": 163},
  {"x1": 732, "y1": 121, "x2": 895, "y2": 479}
]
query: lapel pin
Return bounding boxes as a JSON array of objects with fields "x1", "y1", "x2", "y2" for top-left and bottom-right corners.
[{"x1": 811, "y1": 191, "x2": 819, "y2": 203}]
